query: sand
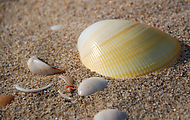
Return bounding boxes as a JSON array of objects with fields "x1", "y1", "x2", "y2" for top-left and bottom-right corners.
[{"x1": 0, "y1": 0, "x2": 189, "y2": 119}]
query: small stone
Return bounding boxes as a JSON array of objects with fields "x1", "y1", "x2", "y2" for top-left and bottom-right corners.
[{"x1": 0, "y1": 94, "x2": 14, "y2": 107}]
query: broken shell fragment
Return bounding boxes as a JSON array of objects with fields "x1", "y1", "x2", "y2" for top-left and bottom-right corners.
[
  {"x1": 77, "y1": 20, "x2": 182, "y2": 79},
  {"x1": 78, "y1": 77, "x2": 108, "y2": 96},
  {"x1": 59, "y1": 75, "x2": 73, "y2": 85},
  {"x1": 94, "y1": 109, "x2": 128, "y2": 120},
  {"x1": 59, "y1": 76, "x2": 74, "y2": 93},
  {"x1": 50, "y1": 24, "x2": 62, "y2": 30},
  {"x1": 15, "y1": 83, "x2": 52, "y2": 93},
  {"x1": 65, "y1": 85, "x2": 74, "y2": 93},
  {"x1": 27, "y1": 56, "x2": 64, "y2": 75},
  {"x1": 0, "y1": 94, "x2": 14, "y2": 107}
]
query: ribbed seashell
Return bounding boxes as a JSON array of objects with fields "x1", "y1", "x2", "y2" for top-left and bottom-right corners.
[
  {"x1": 0, "y1": 94, "x2": 14, "y2": 107},
  {"x1": 78, "y1": 77, "x2": 108, "y2": 96},
  {"x1": 77, "y1": 20, "x2": 182, "y2": 79},
  {"x1": 94, "y1": 109, "x2": 128, "y2": 120},
  {"x1": 27, "y1": 56, "x2": 65, "y2": 75}
]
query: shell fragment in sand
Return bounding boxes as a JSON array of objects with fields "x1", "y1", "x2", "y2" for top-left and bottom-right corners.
[
  {"x1": 15, "y1": 83, "x2": 52, "y2": 93},
  {"x1": 27, "y1": 56, "x2": 64, "y2": 75}
]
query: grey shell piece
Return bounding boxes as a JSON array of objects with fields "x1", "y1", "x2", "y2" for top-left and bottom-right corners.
[
  {"x1": 27, "y1": 56, "x2": 64, "y2": 75},
  {"x1": 78, "y1": 77, "x2": 108, "y2": 96},
  {"x1": 94, "y1": 109, "x2": 128, "y2": 120}
]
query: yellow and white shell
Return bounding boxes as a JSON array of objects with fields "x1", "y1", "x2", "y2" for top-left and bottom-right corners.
[{"x1": 77, "y1": 20, "x2": 181, "y2": 79}]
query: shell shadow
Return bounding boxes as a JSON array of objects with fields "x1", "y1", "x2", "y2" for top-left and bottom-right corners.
[{"x1": 176, "y1": 41, "x2": 190, "y2": 66}]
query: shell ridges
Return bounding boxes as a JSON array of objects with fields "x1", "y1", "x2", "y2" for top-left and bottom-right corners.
[{"x1": 78, "y1": 20, "x2": 182, "y2": 79}]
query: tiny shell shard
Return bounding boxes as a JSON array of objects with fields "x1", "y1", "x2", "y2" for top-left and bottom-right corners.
[
  {"x1": 27, "y1": 56, "x2": 65, "y2": 75},
  {"x1": 94, "y1": 109, "x2": 128, "y2": 120},
  {"x1": 59, "y1": 75, "x2": 73, "y2": 85},
  {"x1": 77, "y1": 20, "x2": 182, "y2": 79},
  {"x1": 78, "y1": 77, "x2": 108, "y2": 96},
  {"x1": 0, "y1": 94, "x2": 14, "y2": 107},
  {"x1": 50, "y1": 24, "x2": 62, "y2": 30},
  {"x1": 59, "y1": 75, "x2": 74, "y2": 93}
]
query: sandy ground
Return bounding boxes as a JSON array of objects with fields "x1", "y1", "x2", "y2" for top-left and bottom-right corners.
[{"x1": 0, "y1": 0, "x2": 189, "y2": 119}]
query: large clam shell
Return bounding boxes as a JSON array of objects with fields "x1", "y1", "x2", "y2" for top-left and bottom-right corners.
[{"x1": 77, "y1": 20, "x2": 181, "y2": 79}]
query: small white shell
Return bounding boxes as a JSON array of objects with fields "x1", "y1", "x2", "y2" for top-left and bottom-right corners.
[
  {"x1": 27, "y1": 56, "x2": 64, "y2": 75},
  {"x1": 78, "y1": 77, "x2": 108, "y2": 96},
  {"x1": 15, "y1": 83, "x2": 52, "y2": 93},
  {"x1": 94, "y1": 109, "x2": 128, "y2": 120},
  {"x1": 50, "y1": 24, "x2": 62, "y2": 30}
]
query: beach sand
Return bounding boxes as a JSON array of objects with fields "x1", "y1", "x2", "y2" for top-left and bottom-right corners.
[{"x1": 0, "y1": 0, "x2": 189, "y2": 119}]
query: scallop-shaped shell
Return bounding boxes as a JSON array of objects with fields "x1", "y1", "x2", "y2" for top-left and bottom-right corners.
[
  {"x1": 78, "y1": 77, "x2": 108, "y2": 96},
  {"x1": 27, "y1": 56, "x2": 65, "y2": 75},
  {"x1": 0, "y1": 94, "x2": 14, "y2": 107},
  {"x1": 77, "y1": 20, "x2": 182, "y2": 79},
  {"x1": 94, "y1": 109, "x2": 128, "y2": 120}
]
